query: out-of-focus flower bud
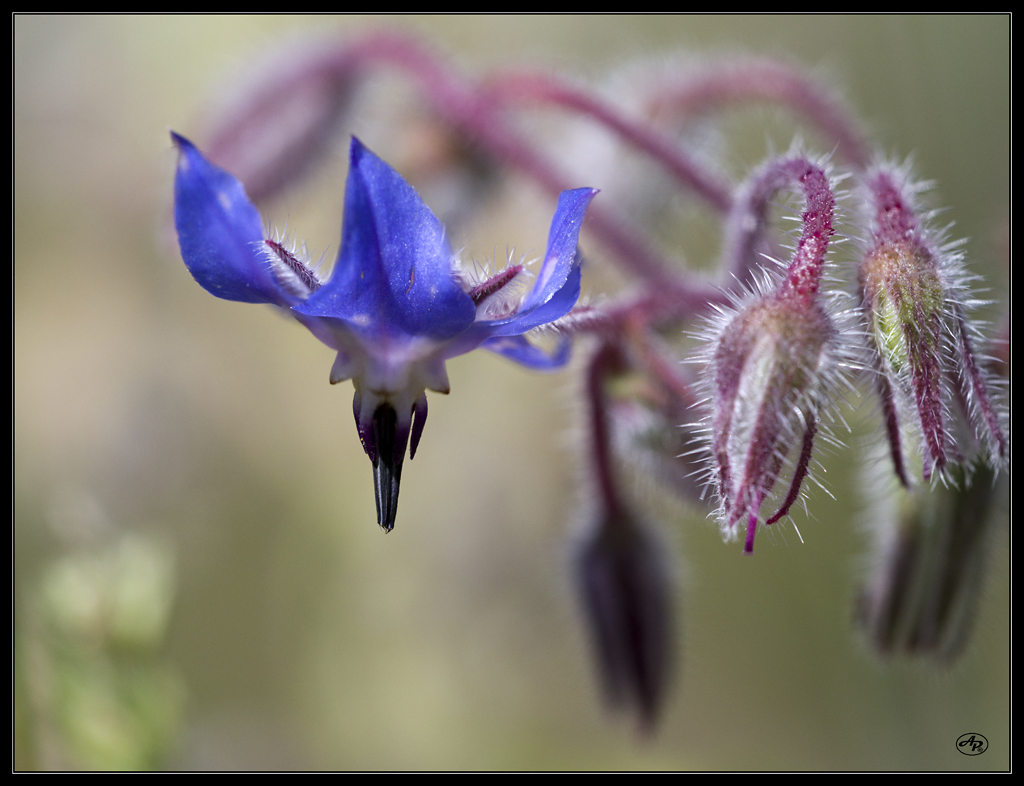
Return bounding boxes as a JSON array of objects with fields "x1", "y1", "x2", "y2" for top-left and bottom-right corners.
[
  {"x1": 599, "y1": 333, "x2": 709, "y2": 507},
  {"x1": 202, "y1": 41, "x2": 360, "y2": 205},
  {"x1": 576, "y1": 509, "x2": 672, "y2": 731},
  {"x1": 856, "y1": 463, "x2": 1002, "y2": 662},
  {"x1": 575, "y1": 341, "x2": 674, "y2": 730},
  {"x1": 858, "y1": 164, "x2": 1007, "y2": 485},
  {"x1": 613, "y1": 398, "x2": 709, "y2": 507}
]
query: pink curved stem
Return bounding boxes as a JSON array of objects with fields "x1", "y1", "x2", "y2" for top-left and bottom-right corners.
[
  {"x1": 482, "y1": 70, "x2": 733, "y2": 213},
  {"x1": 647, "y1": 58, "x2": 871, "y2": 169}
]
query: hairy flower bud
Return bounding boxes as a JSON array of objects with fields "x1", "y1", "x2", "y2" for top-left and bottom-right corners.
[
  {"x1": 856, "y1": 463, "x2": 1002, "y2": 662},
  {"x1": 710, "y1": 297, "x2": 834, "y2": 552},
  {"x1": 701, "y1": 155, "x2": 847, "y2": 553},
  {"x1": 858, "y1": 164, "x2": 1007, "y2": 484}
]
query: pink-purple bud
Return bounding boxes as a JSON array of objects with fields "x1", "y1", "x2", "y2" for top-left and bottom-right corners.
[
  {"x1": 704, "y1": 156, "x2": 843, "y2": 553},
  {"x1": 858, "y1": 165, "x2": 1007, "y2": 484}
]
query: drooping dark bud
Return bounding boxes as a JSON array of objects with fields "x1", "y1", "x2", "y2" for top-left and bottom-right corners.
[
  {"x1": 576, "y1": 511, "x2": 672, "y2": 731},
  {"x1": 856, "y1": 463, "x2": 1001, "y2": 662},
  {"x1": 574, "y1": 343, "x2": 674, "y2": 730}
]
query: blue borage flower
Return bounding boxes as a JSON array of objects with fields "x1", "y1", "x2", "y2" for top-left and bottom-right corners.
[{"x1": 171, "y1": 132, "x2": 597, "y2": 531}]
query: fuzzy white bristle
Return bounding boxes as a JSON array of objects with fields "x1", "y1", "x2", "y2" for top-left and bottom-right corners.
[{"x1": 260, "y1": 226, "x2": 324, "y2": 300}]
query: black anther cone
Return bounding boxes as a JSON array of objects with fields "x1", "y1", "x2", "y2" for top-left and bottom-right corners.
[{"x1": 371, "y1": 403, "x2": 403, "y2": 532}]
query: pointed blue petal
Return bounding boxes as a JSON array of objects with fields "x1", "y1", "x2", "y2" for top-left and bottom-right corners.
[
  {"x1": 296, "y1": 138, "x2": 474, "y2": 339},
  {"x1": 521, "y1": 188, "x2": 597, "y2": 311},
  {"x1": 475, "y1": 187, "x2": 594, "y2": 338},
  {"x1": 171, "y1": 132, "x2": 287, "y2": 305},
  {"x1": 481, "y1": 334, "x2": 573, "y2": 370}
]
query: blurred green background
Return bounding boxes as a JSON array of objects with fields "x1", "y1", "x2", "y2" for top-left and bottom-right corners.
[{"x1": 15, "y1": 15, "x2": 1008, "y2": 770}]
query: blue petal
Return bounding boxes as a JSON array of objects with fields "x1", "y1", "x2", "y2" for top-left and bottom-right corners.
[
  {"x1": 481, "y1": 334, "x2": 573, "y2": 370},
  {"x1": 296, "y1": 138, "x2": 475, "y2": 340},
  {"x1": 522, "y1": 188, "x2": 597, "y2": 311},
  {"x1": 479, "y1": 188, "x2": 595, "y2": 338},
  {"x1": 171, "y1": 132, "x2": 287, "y2": 305}
]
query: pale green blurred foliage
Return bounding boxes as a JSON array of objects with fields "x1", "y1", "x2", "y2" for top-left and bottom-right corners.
[
  {"x1": 20, "y1": 532, "x2": 184, "y2": 770},
  {"x1": 15, "y1": 15, "x2": 1008, "y2": 770}
]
